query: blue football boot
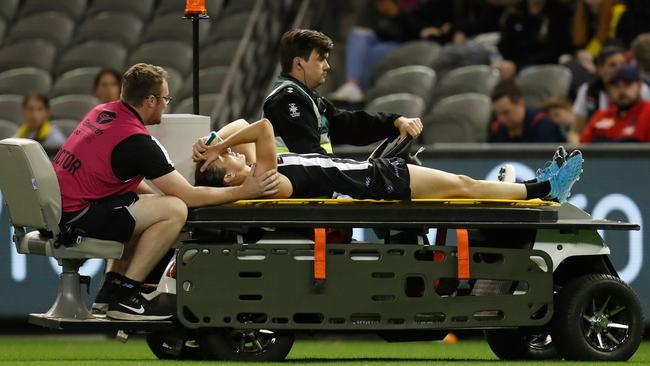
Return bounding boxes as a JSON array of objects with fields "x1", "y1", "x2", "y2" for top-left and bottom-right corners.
[
  {"x1": 536, "y1": 146, "x2": 567, "y2": 182},
  {"x1": 545, "y1": 150, "x2": 583, "y2": 203}
]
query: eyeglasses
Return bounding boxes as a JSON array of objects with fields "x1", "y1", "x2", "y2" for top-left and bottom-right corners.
[{"x1": 154, "y1": 95, "x2": 173, "y2": 105}]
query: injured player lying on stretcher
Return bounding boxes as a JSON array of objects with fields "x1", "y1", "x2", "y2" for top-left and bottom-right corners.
[{"x1": 194, "y1": 119, "x2": 583, "y2": 203}]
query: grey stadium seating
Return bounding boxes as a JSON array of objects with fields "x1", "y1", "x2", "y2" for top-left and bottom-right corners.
[
  {"x1": 366, "y1": 93, "x2": 426, "y2": 118},
  {"x1": 86, "y1": 0, "x2": 154, "y2": 20},
  {"x1": 55, "y1": 41, "x2": 127, "y2": 76},
  {"x1": 18, "y1": 0, "x2": 87, "y2": 20},
  {"x1": 74, "y1": 12, "x2": 144, "y2": 48},
  {"x1": 516, "y1": 64, "x2": 572, "y2": 108},
  {"x1": 51, "y1": 119, "x2": 80, "y2": 137},
  {"x1": 178, "y1": 66, "x2": 229, "y2": 100},
  {"x1": 0, "y1": 95, "x2": 23, "y2": 124},
  {"x1": 365, "y1": 65, "x2": 436, "y2": 104},
  {"x1": 156, "y1": 0, "x2": 223, "y2": 16},
  {"x1": 0, "y1": 67, "x2": 51, "y2": 96},
  {"x1": 428, "y1": 93, "x2": 492, "y2": 143},
  {"x1": 50, "y1": 95, "x2": 99, "y2": 121},
  {"x1": 200, "y1": 40, "x2": 239, "y2": 69},
  {"x1": 208, "y1": 12, "x2": 252, "y2": 42},
  {"x1": 173, "y1": 94, "x2": 223, "y2": 118},
  {"x1": 141, "y1": 13, "x2": 211, "y2": 45},
  {"x1": 0, "y1": 120, "x2": 18, "y2": 139},
  {"x1": 0, "y1": 0, "x2": 19, "y2": 21},
  {"x1": 51, "y1": 67, "x2": 101, "y2": 97},
  {"x1": 5, "y1": 11, "x2": 75, "y2": 48},
  {"x1": 421, "y1": 111, "x2": 474, "y2": 144},
  {"x1": 432, "y1": 65, "x2": 499, "y2": 104},
  {"x1": 129, "y1": 41, "x2": 193, "y2": 76},
  {"x1": 371, "y1": 41, "x2": 442, "y2": 83},
  {"x1": 0, "y1": 39, "x2": 57, "y2": 73}
]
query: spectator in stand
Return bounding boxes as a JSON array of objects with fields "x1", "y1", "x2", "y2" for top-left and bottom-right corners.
[
  {"x1": 568, "y1": 45, "x2": 650, "y2": 143},
  {"x1": 632, "y1": 33, "x2": 650, "y2": 80},
  {"x1": 497, "y1": 0, "x2": 573, "y2": 80},
  {"x1": 453, "y1": 0, "x2": 516, "y2": 44},
  {"x1": 330, "y1": 0, "x2": 454, "y2": 102},
  {"x1": 94, "y1": 68, "x2": 122, "y2": 103},
  {"x1": 616, "y1": 0, "x2": 650, "y2": 48},
  {"x1": 488, "y1": 80, "x2": 566, "y2": 142},
  {"x1": 581, "y1": 64, "x2": 650, "y2": 143},
  {"x1": 14, "y1": 94, "x2": 66, "y2": 151},
  {"x1": 560, "y1": 0, "x2": 627, "y2": 88},
  {"x1": 541, "y1": 97, "x2": 575, "y2": 137}
]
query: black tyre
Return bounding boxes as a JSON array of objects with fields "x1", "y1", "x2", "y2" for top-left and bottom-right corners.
[
  {"x1": 201, "y1": 329, "x2": 294, "y2": 361},
  {"x1": 552, "y1": 274, "x2": 644, "y2": 361},
  {"x1": 146, "y1": 331, "x2": 203, "y2": 360},
  {"x1": 485, "y1": 329, "x2": 559, "y2": 360}
]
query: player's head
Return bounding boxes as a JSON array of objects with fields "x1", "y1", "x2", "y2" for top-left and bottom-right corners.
[
  {"x1": 121, "y1": 63, "x2": 170, "y2": 125},
  {"x1": 195, "y1": 151, "x2": 249, "y2": 187},
  {"x1": 280, "y1": 29, "x2": 332, "y2": 88}
]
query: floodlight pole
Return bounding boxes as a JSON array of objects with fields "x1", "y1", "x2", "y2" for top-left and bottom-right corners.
[{"x1": 184, "y1": 1, "x2": 209, "y2": 115}]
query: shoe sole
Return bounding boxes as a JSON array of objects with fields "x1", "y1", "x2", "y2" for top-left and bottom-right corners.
[
  {"x1": 554, "y1": 154, "x2": 583, "y2": 202},
  {"x1": 106, "y1": 310, "x2": 173, "y2": 321}
]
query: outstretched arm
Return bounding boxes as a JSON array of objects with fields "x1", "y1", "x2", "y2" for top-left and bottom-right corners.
[{"x1": 201, "y1": 118, "x2": 277, "y2": 176}]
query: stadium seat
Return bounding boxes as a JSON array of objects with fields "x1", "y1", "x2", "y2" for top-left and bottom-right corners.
[
  {"x1": 5, "y1": 11, "x2": 75, "y2": 48},
  {"x1": 55, "y1": 41, "x2": 127, "y2": 76},
  {"x1": 471, "y1": 32, "x2": 501, "y2": 53},
  {"x1": 0, "y1": 138, "x2": 124, "y2": 320},
  {"x1": 200, "y1": 40, "x2": 239, "y2": 68},
  {"x1": 51, "y1": 119, "x2": 79, "y2": 137},
  {"x1": 75, "y1": 12, "x2": 144, "y2": 48},
  {"x1": 0, "y1": 18, "x2": 7, "y2": 45},
  {"x1": 166, "y1": 68, "x2": 183, "y2": 99},
  {"x1": 209, "y1": 12, "x2": 251, "y2": 42},
  {"x1": 178, "y1": 67, "x2": 229, "y2": 100},
  {"x1": 222, "y1": 0, "x2": 257, "y2": 15},
  {"x1": 366, "y1": 93, "x2": 426, "y2": 118},
  {"x1": 0, "y1": 67, "x2": 52, "y2": 96},
  {"x1": 429, "y1": 93, "x2": 492, "y2": 143},
  {"x1": 86, "y1": 0, "x2": 154, "y2": 20},
  {"x1": 0, "y1": 119, "x2": 18, "y2": 139},
  {"x1": 18, "y1": 0, "x2": 87, "y2": 20},
  {"x1": 0, "y1": 39, "x2": 57, "y2": 73},
  {"x1": 421, "y1": 111, "x2": 474, "y2": 144},
  {"x1": 365, "y1": 65, "x2": 436, "y2": 104},
  {"x1": 173, "y1": 93, "x2": 223, "y2": 118},
  {"x1": 0, "y1": 0, "x2": 18, "y2": 21},
  {"x1": 516, "y1": 64, "x2": 572, "y2": 108},
  {"x1": 371, "y1": 41, "x2": 442, "y2": 83},
  {"x1": 156, "y1": 0, "x2": 223, "y2": 17},
  {"x1": 129, "y1": 41, "x2": 193, "y2": 76},
  {"x1": 141, "y1": 13, "x2": 211, "y2": 45},
  {"x1": 0, "y1": 94, "x2": 23, "y2": 123},
  {"x1": 51, "y1": 67, "x2": 101, "y2": 97},
  {"x1": 431, "y1": 65, "x2": 499, "y2": 104},
  {"x1": 50, "y1": 95, "x2": 99, "y2": 121}
]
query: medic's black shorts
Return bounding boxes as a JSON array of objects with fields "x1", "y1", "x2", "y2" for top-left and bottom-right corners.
[{"x1": 60, "y1": 192, "x2": 139, "y2": 243}]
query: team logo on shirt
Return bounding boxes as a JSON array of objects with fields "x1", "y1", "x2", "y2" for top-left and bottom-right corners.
[
  {"x1": 595, "y1": 118, "x2": 615, "y2": 129},
  {"x1": 288, "y1": 103, "x2": 300, "y2": 118},
  {"x1": 96, "y1": 110, "x2": 117, "y2": 124}
]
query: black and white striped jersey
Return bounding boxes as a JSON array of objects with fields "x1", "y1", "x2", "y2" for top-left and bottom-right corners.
[{"x1": 276, "y1": 153, "x2": 411, "y2": 200}]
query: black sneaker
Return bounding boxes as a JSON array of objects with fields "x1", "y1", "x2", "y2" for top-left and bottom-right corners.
[
  {"x1": 92, "y1": 273, "x2": 122, "y2": 315},
  {"x1": 106, "y1": 289, "x2": 175, "y2": 321}
]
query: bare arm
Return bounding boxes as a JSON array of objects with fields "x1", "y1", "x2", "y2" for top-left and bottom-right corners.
[
  {"x1": 201, "y1": 119, "x2": 277, "y2": 175},
  {"x1": 152, "y1": 167, "x2": 279, "y2": 207},
  {"x1": 192, "y1": 119, "x2": 256, "y2": 163}
]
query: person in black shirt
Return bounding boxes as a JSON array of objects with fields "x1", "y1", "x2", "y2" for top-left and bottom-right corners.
[
  {"x1": 261, "y1": 29, "x2": 423, "y2": 155},
  {"x1": 196, "y1": 119, "x2": 584, "y2": 204}
]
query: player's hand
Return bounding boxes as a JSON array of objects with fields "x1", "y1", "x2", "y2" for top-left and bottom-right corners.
[
  {"x1": 394, "y1": 116, "x2": 423, "y2": 139},
  {"x1": 199, "y1": 143, "x2": 227, "y2": 172},
  {"x1": 239, "y1": 164, "x2": 280, "y2": 198},
  {"x1": 192, "y1": 136, "x2": 210, "y2": 162}
]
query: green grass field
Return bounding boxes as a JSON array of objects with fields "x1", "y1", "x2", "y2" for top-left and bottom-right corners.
[{"x1": 1, "y1": 337, "x2": 650, "y2": 365}]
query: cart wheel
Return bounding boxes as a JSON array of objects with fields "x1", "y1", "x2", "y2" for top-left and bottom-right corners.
[
  {"x1": 552, "y1": 274, "x2": 644, "y2": 361},
  {"x1": 201, "y1": 329, "x2": 294, "y2": 361},
  {"x1": 146, "y1": 331, "x2": 203, "y2": 360},
  {"x1": 485, "y1": 329, "x2": 559, "y2": 360}
]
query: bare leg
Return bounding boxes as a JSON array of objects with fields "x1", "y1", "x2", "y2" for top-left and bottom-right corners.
[
  {"x1": 408, "y1": 165, "x2": 527, "y2": 200},
  {"x1": 110, "y1": 194, "x2": 187, "y2": 281}
]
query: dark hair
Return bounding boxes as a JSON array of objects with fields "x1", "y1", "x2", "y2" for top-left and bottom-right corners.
[
  {"x1": 540, "y1": 96, "x2": 572, "y2": 112},
  {"x1": 121, "y1": 63, "x2": 167, "y2": 107},
  {"x1": 194, "y1": 163, "x2": 227, "y2": 187},
  {"x1": 93, "y1": 68, "x2": 122, "y2": 91},
  {"x1": 490, "y1": 80, "x2": 523, "y2": 102},
  {"x1": 22, "y1": 93, "x2": 49, "y2": 109},
  {"x1": 597, "y1": 45, "x2": 625, "y2": 66},
  {"x1": 279, "y1": 29, "x2": 333, "y2": 73}
]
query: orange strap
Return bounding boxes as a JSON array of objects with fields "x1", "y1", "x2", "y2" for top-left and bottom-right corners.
[
  {"x1": 314, "y1": 228, "x2": 326, "y2": 283},
  {"x1": 456, "y1": 229, "x2": 470, "y2": 280}
]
